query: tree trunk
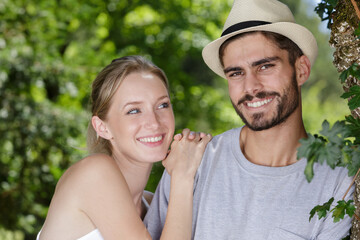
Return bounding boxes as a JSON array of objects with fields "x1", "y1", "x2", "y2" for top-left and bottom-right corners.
[{"x1": 330, "y1": 0, "x2": 360, "y2": 238}]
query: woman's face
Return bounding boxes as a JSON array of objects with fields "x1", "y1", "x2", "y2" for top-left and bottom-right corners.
[{"x1": 105, "y1": 71, "x2": 175, "y2": 164}]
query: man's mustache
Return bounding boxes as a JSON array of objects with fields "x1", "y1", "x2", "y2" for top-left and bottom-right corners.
[{"x1": 237, "y1": 91, "x2": 280, "y2": 105}]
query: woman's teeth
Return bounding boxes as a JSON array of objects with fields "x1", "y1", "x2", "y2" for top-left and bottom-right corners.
[{"x1": 139, "y1": 136, "x2": 163, "y2": 143}]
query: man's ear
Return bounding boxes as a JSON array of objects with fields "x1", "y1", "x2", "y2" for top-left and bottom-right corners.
[
  {"x1": 92, "y1": 116, "x2": 113, "y2": 140},
  {"x1": 295, "y1": 55, "x2": 311, "y2": 86}
]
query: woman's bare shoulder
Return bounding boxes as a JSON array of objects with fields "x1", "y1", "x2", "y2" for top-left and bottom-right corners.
[{"x1": 55, "y1": 154, "x2": 125, "y2": 196}]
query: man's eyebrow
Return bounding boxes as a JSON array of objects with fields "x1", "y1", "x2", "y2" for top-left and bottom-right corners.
[
  {"x1": 252, "y1": 56, "x2": 280, "y2": 67},
  {"x1": 223, "y1": 56, "x2": 281, "y2": 74},
  {"x1": 224, "y1": 67, "x2": 243, "y2": 74}
]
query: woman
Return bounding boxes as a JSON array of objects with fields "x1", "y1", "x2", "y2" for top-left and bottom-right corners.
[{"x1": 37, "y1": 56, "x2": 211, "y2": 240}]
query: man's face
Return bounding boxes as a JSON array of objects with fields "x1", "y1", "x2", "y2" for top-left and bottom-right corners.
[{"x1": 222, "y1": 33, "x2": 300, "y2": 131}]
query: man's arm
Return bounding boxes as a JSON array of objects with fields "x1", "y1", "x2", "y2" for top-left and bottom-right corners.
[
  {"x1": 144, "y1": 171, "x2": 171, "y2": 240},
  {"x1": 316, "y1": 173, "x2": 354, "y2": 240}
]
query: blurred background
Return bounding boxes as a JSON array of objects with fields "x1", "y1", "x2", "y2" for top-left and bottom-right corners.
[{"x1": 0, "y1": 0, "x2": 350, "y2": 239}]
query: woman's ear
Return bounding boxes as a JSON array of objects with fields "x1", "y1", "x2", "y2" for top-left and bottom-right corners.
[
  {"x1": 92, "y1": 116, "x2": 113, "y2": 140},
  {"x1": 295, "y1": 55, "x2": 311, "y2": 86}
]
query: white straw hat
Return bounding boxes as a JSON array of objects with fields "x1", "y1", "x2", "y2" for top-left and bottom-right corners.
[{"x1": 202, "y1": 0, "x2": 318, "y2": 78}]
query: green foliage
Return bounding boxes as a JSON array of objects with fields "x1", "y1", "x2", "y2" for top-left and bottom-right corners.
[
  {"x1": 355, "y1": 23, "x2": 360, "y2": 37},
  {"x1": 310, "y1": 198, "x2": 355, "y2": 223},
  {"x1": 339, "y1": 63, "x2": 360, "y2": 83},
  {"x1": 341, "y1": 86, "x2": 360, "y2": 110},
  {"x1": 306, "y1": 0, "x2": 360, "y2": 228},
  {"x1": 298, "y1": 118, "x2": 359, "y2": 181},
  {"x1": 315, "y1": 0, "x2": 338, "y2": 28},
  {"x1": 0, "y1": 0, "x2": 352, "y2": 238},
  {"x1": 309, "y1": 197, "x2": 334, "y2": 221},
  {"x1": 346, "y1": 115, "x2": 360, "y2": 144},
  {"x1": 332, "y1": 199, "x2": 356, "y2": 222}
]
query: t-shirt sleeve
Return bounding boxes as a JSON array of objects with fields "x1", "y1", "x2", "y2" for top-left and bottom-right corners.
[
  {"x1": 143, "y1": 170, "x2": 171, "y2": 240},
  {"x1": 315, "y1": 171, "x2": 354, "y2": 240}
]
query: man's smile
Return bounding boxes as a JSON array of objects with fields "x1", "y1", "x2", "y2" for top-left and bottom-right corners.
[{"x1": 245, "y1": 97, "x2": 274, "y2": 108}]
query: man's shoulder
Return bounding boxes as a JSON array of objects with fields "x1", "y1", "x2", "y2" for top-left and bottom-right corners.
[
  {"x1": 311, "y1": 161, "x2": 353, "y2": 196},
  {"x1": 209, "y1": 127, "x2": 242, "y2": 145}
]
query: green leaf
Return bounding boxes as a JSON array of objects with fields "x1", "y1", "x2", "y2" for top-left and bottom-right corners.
[
  {"x1": 346, "y1": 115, "x2": 360, "y2": 144},
  {"x1": 298, "y1": 134, "x2": 326, "y2": 160},
  {"x1": 342, "y1": 235, "x2": 350, "y2": 240},
  {"x1": 355, "y1": 23, "x2": 360, "y2": 37},
  {"x1": 305, "y1": 158, "x2": 315, "y2": 182},
  {"x1": 341, "y1": 86, "x2": 360, "y2": 110},
  {"x1": 324, "y1": 144, "x2": 342, "y2": 168},
  {"x1": 314, "y1": 0, "x2": 338, "y2": 28},
  {"x1": 309, "y1": 197, "x2": 334, "y2": 221},
  {"x1": 347, "y1": 146, "x2": 360, "y2": 176},
  {"x1": 320, "y1": 120, "x2": 348, "y2": 145},
  {"x1": 339, "y1": 70, "x2": 349, "y2": 83},
  {"x1": 339, "y1": 63, "x2": 360, "y2": 83},
  {"x1": 331, "y1": 200, "x2": 355, "y2": 222},
  {"x1": 328, "y1": 0, "x2": 338, "y2": 7}
]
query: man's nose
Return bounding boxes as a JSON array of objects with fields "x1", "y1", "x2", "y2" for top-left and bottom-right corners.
[{"x1": 243, "y1": 72, "x2": 263, "y2": 95}]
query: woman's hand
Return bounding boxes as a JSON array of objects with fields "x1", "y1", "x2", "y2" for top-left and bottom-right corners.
[{"x1": 162, "y1": 128, "x2": 212, "y2": 180}]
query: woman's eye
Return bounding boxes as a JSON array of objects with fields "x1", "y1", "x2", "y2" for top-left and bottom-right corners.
[
  {"x1": 127, "y1": 108, "x2": 140, "y2": 114},
  {"x1": 158, "y1": 102, "x2": 169, "y2": 109}
]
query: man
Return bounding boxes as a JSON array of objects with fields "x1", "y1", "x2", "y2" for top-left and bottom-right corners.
[{"x1": 144, "y1": 0, "x2": 354, "y2": 239}]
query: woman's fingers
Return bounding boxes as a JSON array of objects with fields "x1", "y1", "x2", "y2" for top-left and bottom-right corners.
[{"x1": 173, "y1": 133, "x2": 183, "y2": 141}]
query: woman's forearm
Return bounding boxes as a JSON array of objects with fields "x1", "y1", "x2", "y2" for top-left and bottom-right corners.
[{"x1": 160, "y1": 175, "x2": 194, "y2": 240}]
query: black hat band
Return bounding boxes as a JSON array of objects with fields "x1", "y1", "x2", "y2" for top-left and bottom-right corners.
[{"x1": 221, "y1": 21, "x2": 271, "y2": 37}]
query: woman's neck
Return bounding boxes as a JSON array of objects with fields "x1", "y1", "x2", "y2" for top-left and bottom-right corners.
[{"x1": 112, "y1": 152, "x2": 153, "y2": 217}]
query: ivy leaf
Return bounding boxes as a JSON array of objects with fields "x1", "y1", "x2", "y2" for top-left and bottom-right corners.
[
  {"x1": 324, "y1": 143, "x2": 342, "y2": 168},
  {"x1": 309, "y1": 197, "x2": 334, "y2": 221},
  {"x1": 305, "y1": 158, "x2": 315, "y2": 182},
  {"x1": 298, "y1": 133, "x2": 327, "y2": 182},
  {"x1": 341, "y1": 85, "x2": 360, "y2": 110},
  {"x1": 331, "y1": 200, "x2": 355, "y2": 222},
  {"x1": 355, "y1": 23, "x2": 360, "y2": 37},
  {"x1": 342, "y1": 235, "x2": 350, "y2": 240},
  {"x1": 347, "y1": 146, "x2": 360, "y2": 176},
  {"x1": 328, "y1": 0, "x2": 338, "y2": 7},
  {"x1": 298, "y1": 134, "x2": 323, "y2": 160},
  {"x1": 298, "y1": 134, "x2": 327, "y2": 158},
  {"x1": 320, "y1": 120, "x2": 348, "y2": 145},
  {"x1": 345, "y1": 116, "x2": 360, "y2": 142},
  {"x1": 314, "y1": 0, "x2": 338, "y2": 28},
  {"x1": 339, "y1": 70, "x2": 348, "y2": 83},
  {"x1": 339, "y1": 63, "x2": 360, "y2": 83}
]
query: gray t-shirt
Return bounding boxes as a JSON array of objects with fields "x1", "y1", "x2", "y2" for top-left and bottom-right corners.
[{"x1": 144, "y1": 127, "x2": 354, "y2": 240}]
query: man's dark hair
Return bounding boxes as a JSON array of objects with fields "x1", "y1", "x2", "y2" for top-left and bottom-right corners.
[{"x1": 219, "y1": 31, "x2": 304, "y2": 67}]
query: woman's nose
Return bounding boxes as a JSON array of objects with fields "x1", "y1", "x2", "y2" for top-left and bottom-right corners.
[{"x1": 144, "y1": 111, "x2": 160, "y2": 129}]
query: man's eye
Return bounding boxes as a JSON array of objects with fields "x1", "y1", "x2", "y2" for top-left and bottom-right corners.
[
  {"x1": 260, "y1": 64, "x2": 274, "y2": 70},
  {"x1": 127, "y1": 108, "x2": 140, "y2": 114},
  {"x1": 158, "y1": 102, "x2": 169, "y2": 109},
  {"x1": 229, "y1": 71, "x2": 244, "y2": 77}
]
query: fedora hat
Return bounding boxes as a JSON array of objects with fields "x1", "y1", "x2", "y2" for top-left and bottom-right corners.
[{"x1": 202, "y1": 0, "x2": 318, "y2": 78}]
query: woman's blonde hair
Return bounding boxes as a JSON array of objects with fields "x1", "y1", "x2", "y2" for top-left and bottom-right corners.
[{"x1": 87, "y1": 55, "x2": 169, "y2": 155}]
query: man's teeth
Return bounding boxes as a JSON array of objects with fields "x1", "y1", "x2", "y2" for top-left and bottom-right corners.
[
  {"x1": 139, "y1": 136, "x2": 163, "y2": 143},
  {"x1": 247, "y1": 98, "x2": 272, "y2": 108}
]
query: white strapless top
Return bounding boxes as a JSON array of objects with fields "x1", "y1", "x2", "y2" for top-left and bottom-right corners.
[
  {"x1": 37, "y1": 193, "x2": 151, "y2": 240},
  {"x1": 36, "y1": 228, "x2": 103, "y2": 240},
  {"x1": 76, "y1": 229, "x2": 103, "y2": 240}
]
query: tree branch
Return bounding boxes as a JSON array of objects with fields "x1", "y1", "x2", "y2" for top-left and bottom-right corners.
[
  {"x1": 343, "y1": 167, "x2": 360, "y2": 200},
  {"x1": 350, "y1": 0, "x2": 360, "y2": 20}
]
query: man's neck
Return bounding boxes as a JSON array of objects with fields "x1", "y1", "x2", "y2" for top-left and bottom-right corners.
[{"x1": 240, "y1": 114, "x2": 307, "y2": 167}]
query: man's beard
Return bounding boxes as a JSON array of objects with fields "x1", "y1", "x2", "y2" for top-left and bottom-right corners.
[{"x1": 231, "y1": 72, "x2": 299, "y2": 131}]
